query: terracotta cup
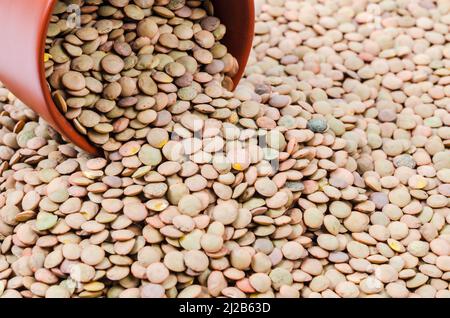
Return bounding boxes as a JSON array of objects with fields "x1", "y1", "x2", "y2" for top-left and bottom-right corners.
[{"x1": 0, "y1": 0, "x2": 255, "y2": 155}]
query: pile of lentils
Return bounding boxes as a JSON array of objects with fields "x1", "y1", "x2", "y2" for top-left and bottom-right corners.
[
  {"x1": 45, "y1": 0, "x2": 238, "y2": 151},
  {"x1": 0, "y1": 0, "x2": 449, "y2": 298}
]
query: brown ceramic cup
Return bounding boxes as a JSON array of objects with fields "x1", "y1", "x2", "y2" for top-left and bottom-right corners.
[{"x1": 0, "y1": 0, "x2": 255, "y2": 154}]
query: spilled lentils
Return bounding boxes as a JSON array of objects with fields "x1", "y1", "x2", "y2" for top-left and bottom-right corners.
[{"x1": 0, "y1": 0, "x2": 449, "y2": 299}]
